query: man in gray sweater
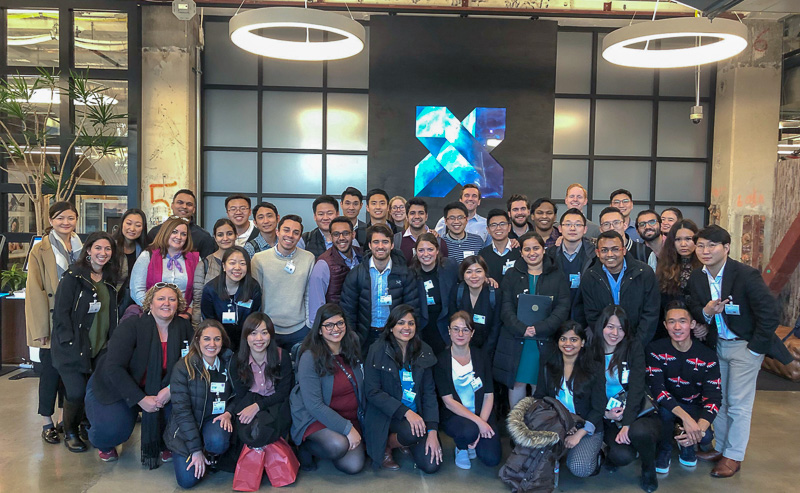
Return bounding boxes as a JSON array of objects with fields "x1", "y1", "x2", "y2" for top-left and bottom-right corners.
[{"x1": 252, "y1": 214, "x2": 315, "y2": 350}]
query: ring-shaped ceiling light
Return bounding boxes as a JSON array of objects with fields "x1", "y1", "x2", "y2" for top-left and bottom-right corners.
[
  {"x1": 229, "y1": 7, "x2": 365, "y2": 61},
  {"x1": 602, "y1": 17, "x2": 748, "y2": 68}
]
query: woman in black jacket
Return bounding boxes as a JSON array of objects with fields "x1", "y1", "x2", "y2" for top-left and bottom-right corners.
[
  {"x1": 364, "y1": 305, "x2": 441, "y2": 473},
  {"x1": 534, "y1": 321, "x2": 606, "y2": 478},
  {"x1": 413, "y1": 233, "x2": 459, "y2": 355},
  {"x1": 434, "y1": 311, "x2": 501, "y2": 470},
  {"x1": 495, "y1": 232, "x2": 571, "y2": 408},
  {"x1": 51, "y1": 231, "x2": 120, "y2": 453},
  {"x1": 449, "y1": 255, "x2": 501, "y2": 357},
  {"x1": 229, "y1": 313, "x2": 293, "y2": 449},
  {"x1": 86, "y1": 282, "x2": 193, "y2": 465},
  {"x1": 165, "y1": 320, "x2": 235, "y2": 489},
  {"x1": 594, "y1": 305, "x2": 660, "y2": 493}
]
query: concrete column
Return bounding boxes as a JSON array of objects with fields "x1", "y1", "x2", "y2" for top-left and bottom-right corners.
[
  {"x1": 710, "y1": 19, "x2": 783, "y2": 268},
  {"x1": 140, "y1": 6, "x2": 200, "y2": 227}
]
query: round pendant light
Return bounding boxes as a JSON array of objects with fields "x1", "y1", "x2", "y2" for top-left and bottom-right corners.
[
  {"x1": 229, "y1": 7, "x2": 365, "y2": 61},
  {"x1": 602, "y1": 17, "x2": 748, "y2": 69}
]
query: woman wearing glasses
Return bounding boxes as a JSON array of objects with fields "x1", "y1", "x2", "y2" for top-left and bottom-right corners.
[
  {"x1": 388, "y1": 196, "x2": 409, "y2": 235},
  {"x1": 291, "y1": 304, "x2": 366, "y2": 474},
  {"x1": 130, "y1": 216, "x2": 199, "y2": 320},
  {"x1": 192, "y1": 218, "x2": 237, "y2": 326},
  {"x1": 434, "y1": 311, "x2": 501, "y2": 470}
]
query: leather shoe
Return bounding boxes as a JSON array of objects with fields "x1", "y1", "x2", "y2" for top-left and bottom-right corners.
[
  {"x1": 64, "y1": 433, "x2": 88, "y2": 453},
  {"x1": 41, "y1": 427, "x2": 60, "y2": 444},
  {"x1": 697, "y1": 449, "x2": 723, "y2": 462},
  {"x1": 710, "y1": 457, "x2": 740, "y2": 478},
  {"x1": 382, "y1": 448, "x2": 400, "y2": 470},
  {"x1": 79, "y1": 422, "x2": 90, "y2": 443}
]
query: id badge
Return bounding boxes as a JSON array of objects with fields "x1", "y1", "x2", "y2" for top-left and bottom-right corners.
[
  {"x1": 606, "y1": 397, "x2": 623, "y2": 410},
  {"x1": 284, "y1": 261, "x2": 296, "y2": 274},
  {"x1": 181, "y1": 340, "x2": 190, "y2": 358},
  {"x1": 236, "y1": 299, "x2": 253, "y2": 309},
  {"x1": 424, "y1": 280, "x2": 434, "y2": 290},
  {"x1": 569, "y1": 273, "x2": 581, "y2": 289},
  {"x1": 402, "y1": 388, "x2": 417, "y2": 402},
  {"x1": 463, "y1": 250, "x2": 475, "y2": 259},
  {"x1": 473, "y1": 314, "x2": 486, "y2": 325},
  {"x1": 470, "y1": 376, "x2": 483, "y2": 391},
  {"x1": 401, "y1": 370, "x2": 413, "y2": 382},
  {"x1": 222, "y1": 310, "x2": 236, "y2": 324},
  {"x1": 503, "y1": 259, "x2": 515, "y2": 275},
  {"x1": 621, "y1": 368, "x2": 630, "y2": 385},
  {"x1": 724, "y1": 304, "x2": 740, "y2": 316},
  {"x1": 87, "y1": 301, "x2": 101, "y2": 314},
  {"x1": 380, "y1": 294, "x2": 393, "y2": 305},
  {"x1": 212, "y1": 398, "x2": 225, "y2": 415},
  {"x1": 210, "y1": 381, "x2": 226, "y2": 393},
  {"x1": 426, "y1": 295, "x2": 435, "y2": 306}
]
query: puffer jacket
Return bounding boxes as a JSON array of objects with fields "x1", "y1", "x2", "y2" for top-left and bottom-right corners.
[
  {"x1": 499, "y1": 396, "x2": 576, "y2": 493},
  {"x1": 164, "y1": 349, "x2": 235, "y2": 458}
]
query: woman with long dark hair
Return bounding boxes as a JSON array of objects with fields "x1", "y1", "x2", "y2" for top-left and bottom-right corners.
[
  {"x1": 291, "y1": 303, "x2": 366, "y2": 474},
  {"x1": 26, "y1": 201, "x2": 81, "y2": 444},
  {"x1": 200, "y1": 246, "x2": 262, "y2": 351},
  {"x1": 449, "y1": 255, "x2": 501, "y2": 357},
  {"x1": 165, "y1": 320, "x2": 235, "y2": 489},
  {"x1": 113, "y1": 208, "x2": 148, "y2": 312},
  {"x1": 192, "y1": 218, "x2": 237, "y2": 326},
  {"x1": 51, "y1": 231, "x2": 120, "y2": 452},
  {"x1": 364, "y1": 304, "x2": 442, "y2": 473},
  {"x1": 534, "y1": 321, "x2": 606, "y2": 478},
  {"x1": 413, "y1": 233, "x2": 459, "y2": 355},
  {"x1": 229, "y1": 313, "x2": 293, "y2": 450},
  {"x1": 593, "y1": 305, "x2": 660, "y2": 492}
]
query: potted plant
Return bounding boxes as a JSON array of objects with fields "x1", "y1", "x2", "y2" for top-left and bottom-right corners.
[{"x1": 0, "y1": 263, "x2": 27, "y2": 295}]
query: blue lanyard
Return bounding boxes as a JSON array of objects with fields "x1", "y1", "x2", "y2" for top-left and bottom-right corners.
[{"x1": 603, "y1": 261, "x2": 627, "y2": 305}]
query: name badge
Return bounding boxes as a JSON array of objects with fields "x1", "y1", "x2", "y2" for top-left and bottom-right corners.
[
  {"x1": 181, "y1": 341, "x2": 190, "y2": 358},
  {"x1": 412, "y1": 248, "x2": 416, "y2": 258},
  {"x1": 212, "y1": 398, "x2": 225, "y2": 415},
  {"x1": 503, "y1": 259, "x2": 515, "y2": 275},
  {"x1": 401, "y1": 370, "x2": 414, "y2": 382},
  {"x1": 424, "y1": 280, "x2": 434, "y2": 290},
  {"x1": 210, "y1": 382, "x2": 226, "y2": 393},
  {"x1": 621, "y1": 368, "x2": 630, "y2": 385},
  {"x1": 87, "y1": 301, "x2": 102, "y2": 314},
  {"x1": 427, "y1": 295, "x2": 435, "y2": 306},
  {"x1": 236, "y1": 299, "x2": 253, "y2": 309},
  {"x1": 222, "y1": 310, "x2": 236, "y2": 324},
  {"x1": 402, "y1": 388, "x2": 417, "y2": 402},
  {"x1": 284, "y1": 261, "x2": 296, "y2": 274},
  {"x1": 380, "y1": 294, "x2": 393, "y2": 305},
  {"x1": 470, "y1": 376, "x2": 483, "y2": 392},
  {"x1": 606, "y1": 397, "x2": 623, "y2": 410},
  {"x1": 473, "y1": 314, "x2": 486, "y2": 325},
  {"x1": 463, "y1": 250, "x2": 475, "y2": 259},
  {"x1": 724, "y1": 304, "x2": 740, "y2": 316},
  {"x1": 569, "y1": 273, "x2": 581, "y2": 289}
]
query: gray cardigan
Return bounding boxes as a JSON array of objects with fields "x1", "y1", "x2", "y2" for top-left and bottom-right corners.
[{"x1": 290, "y1": 349, "x2": 365, "y2": 444}]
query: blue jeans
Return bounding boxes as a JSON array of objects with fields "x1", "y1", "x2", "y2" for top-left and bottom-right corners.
[
  {"x1": 172, "y1": 418, "x2": 232, "y2": 489},
  {"x1": 657, "y1": 403, "x2": 713, "y2": 452},
  {"x1": 274, "y1": 325, "x2": 310, "y2": 352}
]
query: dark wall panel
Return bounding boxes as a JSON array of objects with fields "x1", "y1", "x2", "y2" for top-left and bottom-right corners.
[{"x1": 368, "y1": 16, "x2": 557, "y2": 217}]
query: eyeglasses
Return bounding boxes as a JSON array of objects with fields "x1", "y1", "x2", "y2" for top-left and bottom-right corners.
[
  {"x1": 561, "y1": 222, "x2": 585, "y2": 229},
  {"x1": 637, "y1": 219, "x2": 659, "y2": 228},
  {"x1": 391, "y1": 206, "x2": 406, "y2": 212},
  {"x1": 446, "y1": 215, "x2": 466, "y2": 222},
  {"x1": 154, "y1": 282, "x2": 179, "y2": 289},
  {"x1": 331, "y1": 231, "x2": 352, "y2": 238},
  {"x1": 227, "y1": 206, "x2": 250, "y2": 213},
  {"x1": 600, "y1": 220, "x2": 624, "y2": 229},
  {"x1": 598, "y1": 247, "x2": 623, "y2": 255},
  {"x1": 611, "y1": 199, "x2": 631, "y2": 206},
  {"x1": 488, "y1": 221, "x2": 509, "y2": 229},
  {"x1": 449, "y1": 326, "x2": 473, "y2": 335},
  {"x1": 321, "y1": 320, "x2": 346, "y2": 331}
]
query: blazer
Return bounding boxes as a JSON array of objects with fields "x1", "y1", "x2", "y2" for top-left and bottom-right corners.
[
  {"x1": 534, "y1": 363, "x2": 607, "y2": 431},
  {"x1": 24, "y1": 236, "x2": 61, "y2": 348},
  {"x1": 433, "y1": 346, "x2": 495, "y2": 424},
  {"x1": 687, "y1": 258, "x2": 792, "y2": 364},
  {"x1": 603, "y1": 338, "x2": 648, "y2": 427},
  {"x1": 416, "y1": 257, "x2": 460, "y2": 347}
]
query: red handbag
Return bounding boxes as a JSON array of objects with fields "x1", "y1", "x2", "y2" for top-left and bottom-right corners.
[
  {"x1": 233, "y1": 445, "x2": 266, "y2": 492},
  {"x1": 263, "y1": 438, "x2": 300, "y2": 487}
]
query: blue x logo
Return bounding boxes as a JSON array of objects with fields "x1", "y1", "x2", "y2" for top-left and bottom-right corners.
[{"x1": 414, "y1": 106, "x2": 505, "y2": 198}]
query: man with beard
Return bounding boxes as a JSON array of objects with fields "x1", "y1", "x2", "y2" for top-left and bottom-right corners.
[
  {"x1": 435, "y1": 184, "x2": 488, "y2": 242},
  {"x1": 506, "y1": 194, "x2": 533, "y2": 240},
  {"x1": 599, "y1": 207, "x2": 656, "y2": 271},
  {"x1": 302, "y1": 195, "x2": 341, "y2": 259},
  {"x1": 226, "y1": 194, "x2": 259, "y2": 246},
  {"x1": 340, "y1": 224, "x2": 420, "y2": 352},
  {"x1": 610, "y1": 189, "x2": 642, "y2": 242},
  {"x1": 392, "y1": 197, "x2": 448, "y2": 265},
  {"x1": 636, "y1": 210, "x2": 664, "y2": 259},
  {"x1": 564, "y1": 183, "x2": 600, "y2": 239},
  {"x1": 308, "y1": 216, "x2": 363, "y2": 325},
  {"x1": 341, "y1": 187, "x2": 367, "y2": 247},
  {"x1": 147, "y1": 189, "x2": 215, "y2": 257},
  {"x1": 531, "y1": 198, "x2": 561, "y2": 249}
]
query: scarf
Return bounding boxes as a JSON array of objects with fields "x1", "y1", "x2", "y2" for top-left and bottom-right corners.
[
  {"x1": 166, "y1": 252, "x2": 183, "y2": 273},
  {"x1": 141, "y1": 315, "x2": 183, "y2": 469},
  {"x1": 49, "y1": 231, "x2": 82, "y2": 278}
]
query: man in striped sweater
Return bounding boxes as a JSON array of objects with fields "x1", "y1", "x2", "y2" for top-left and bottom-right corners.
[{"x1": 440, "y1": 202, "x2": 485, "y2": 265}]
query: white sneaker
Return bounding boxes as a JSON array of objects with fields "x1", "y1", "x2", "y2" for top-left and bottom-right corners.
[
  {"x1": 455, "y1": 448, "x2": 471, "y2": 469},
  {"x1": 467, "y1": 448, "x2": 477, "y2": 460}
]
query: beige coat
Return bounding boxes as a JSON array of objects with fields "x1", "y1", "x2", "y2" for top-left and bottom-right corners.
[{"x1": 25, "y1": 236, "x2": 61, "y2": 348}]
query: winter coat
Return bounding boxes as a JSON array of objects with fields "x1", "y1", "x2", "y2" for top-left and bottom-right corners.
[
  {"x1": 25, "y1": 235, "x2": 62, "y2": 348},
  {"x1": 494, "y1": 256, "x2": 571, "y2": 388},
  {"x1": 302, "y1": 228, "x2": 329, "y2": 259},
  {"x1": 500, "y1": 396, "x2": 575, "y2": 493},
  {"x1": 416, "y1": 257, "x2": 460, "y2": 347}
]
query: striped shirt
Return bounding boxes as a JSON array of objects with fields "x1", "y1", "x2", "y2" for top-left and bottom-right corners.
[{"x1": 443, "y1": 232, "x2": 485, "y2": 264}]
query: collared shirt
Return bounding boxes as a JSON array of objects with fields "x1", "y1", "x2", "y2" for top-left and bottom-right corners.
[
  {"x1": 602, "y1": 259, "x2": 627, "y2": 305},
  {"x1": 244, "y1": 234, "x2": 275, "y2": 258},
  {"x1": 435, "y1": 213, "x2": 488, "y2": 242},
  {"x1": 236, "y1": 221, "x2": 256, "y2": 247},
  {"x1": 542, "y1": 226, "x2": 561, "y2": 249},
  {"x1": 492, "y1": 239, "x2": 514, "y2": 256},
  {"x1": 403, "y1": 226, "x2": 431, "y2": 242},
  {"x1": 203, "y1": 356, "x2": 220, "y2": 372},
  {"x1": 562, "y1": 241, "x2": 583, "y2": 262},
  {"x1": 369, "y1": 257, "x2": 393, "y2": 327},
  {"x1": 701, "y1": 262, "x2": 737, "y2": 340},
  {"x1": 248, "y1": 355, "x2": 276, "y2": 397},
  {"x1": 307, "y1": 249, "x2": 361, "y2": 327},
  {"x1": 274, "y1": 246, "x2": 299, "y2": 260},
  {"x1": 625, "y1": 222, "x2": 642, "y2": 242}
]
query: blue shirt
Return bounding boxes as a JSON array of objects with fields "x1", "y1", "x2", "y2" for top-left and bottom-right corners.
[
  {"x1": 400, "y1": 369, "x2": 417, "y2": 412},
  {"x1": 625, "y1": 223, "x2": 642, "y2": 242},
  {"x1": 435, "y1": 213, "x2": 489, "y2": 242},
  {"x1": 605, "y1": 354, "x2": 624, "y2": 400},
  {"x1": 602, "y1": 259, "x2": 627, "y2": 305},
  {"x1": 557, "y1": 378, "x2": 576, "y2": 414},
  {"x1": 562, "y1": 241, "x2": 583, "y2": 263},
  {"x1": 369, "y1": 257, "x2": 392, "y2": 327},
  {"x1": 701, "y1": 262, "x2": 738, "y2": 340}
]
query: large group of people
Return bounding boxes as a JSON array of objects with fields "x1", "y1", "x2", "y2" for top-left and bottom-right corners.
[{"x1": 23, "y1": 183, "x2": 791, "y2": 492}]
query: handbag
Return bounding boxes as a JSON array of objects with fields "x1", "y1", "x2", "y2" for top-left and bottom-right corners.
[
  {"x1": 232, "y1": 445, "x2": 266, "y2": 492},
  {"x1": 263, "y1": 438, "x2": 300, "y2": 487}
]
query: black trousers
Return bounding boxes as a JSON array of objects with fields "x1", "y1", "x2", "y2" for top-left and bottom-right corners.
[
  {"x1": 603, "y1": 413, "x2": 661, "y2": 469},
  {"x1": 37, "y1": 348, "x2": 64, "y2": 417},
  {"x1": 390, "y1": 417, "x2": 441, "y2": 474},
  {"x1": 441, "y1": 414, "x2": 502, "y2": 467}
]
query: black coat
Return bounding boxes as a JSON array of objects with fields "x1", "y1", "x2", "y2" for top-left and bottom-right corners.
[
  {"x1": 301, "y1": 228, "x2": 328, "y2": 259},
  {"x1": 228, "y1": 348, "x2": 294, "y2": 416},
  {"x1": 164, "y1": 350, "x2": 235, "y2": 458},
  {"x1": 434, "y1": 346, "x2": 495, "y2": 424},
  {"x1": 417, "y1": 257, "x2": 460, "y2": 347},
  {"x1": 577, "y1": 256, "x2": 660, "y2": 346},
  {"x1": 340, "y1": 251, "x2": 421, "y2": 343},
  {"x1": 687, "y1": 258, "x2": 792, "y2": 364},
  {"x1": 602, "y1": 338, "x2": 649, "y2": 426},
  {"x1": 364, "y1": 338, "x2": 438, "y2": 466},
  {"x1": 534, "y1": 363, "x2": 607, "y2": 431},
  {"x1": 51, "y1": 267, "x2": 119, "y2": 374},
  {"x1": 494, "y1": 256, "x2": 571, "y2": 388},
  {"x1": 91, "y1": 314, "x2": 193, "y2": 407},
  {"x1": 449, "y1": 282, "x2": 502, "y2": 356}
]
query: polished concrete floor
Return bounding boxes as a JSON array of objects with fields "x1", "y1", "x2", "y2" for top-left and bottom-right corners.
[{"x1": 1, "y1": 369, "x2": 799, "y2": 493}]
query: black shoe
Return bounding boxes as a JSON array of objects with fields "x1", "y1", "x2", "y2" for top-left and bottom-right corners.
[
  {"x1": 64, "y1": 433, "x2": 88, "y2": 453},
  {"x1": 640, "y1": 468, "x2": 659, "y2": 492},
  {"x1": 297, "y1": 446, "x2": 317, "y2": 472},
  {"x1": 55, "y1": 422, "x2": 64, "y2": 434},
  {"x1": 79, "y1": 422, "x2": 90, "y2": 443},
  {"x1": 590, "y1": 450, "x2": 605, "y2": 477},
  {"x1": 206, "y1": 453, "x2": 219, "y2": 471},
  {"x1": 42, "y1": 427, "x2": 60, "y2": 444}
]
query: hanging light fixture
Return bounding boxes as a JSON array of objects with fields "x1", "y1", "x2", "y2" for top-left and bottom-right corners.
[
  {"x1": 229, "y1": 6, "x2": 365, "y2": 62},
  {"x1": 602, "y1": 16, "x2": 748, "y2": 69}
]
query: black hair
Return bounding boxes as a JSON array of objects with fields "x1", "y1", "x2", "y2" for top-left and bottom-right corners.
[
  {"x1": 560, "y1": 208, "x2": 586, "y2": 225},
  {"x1": 545, "y1": 320, "x2": 598, "y2": 396},
  {"x1": 506, "y1": 194, "x2": 530, "y2": 211},
  {"x1": 75, "y1": 231, "x2": 120, "y2": 285},
  {"x1": 518, "y1": 231, "x2": 545, "y2": 249},
  {"x1": 694, "y1": 225, "x2": 731, "y2": 246},
  {"x1": 173, "y1": 189, "x2": 196, "y2": 201},
  {"x1": 329, "y1": 216, "x2": 354, "y2": 231},
  {"x1": 593, "y1": 305, "x2": 633, "y2": 379},
  {"x1": 300, "y1": 303, "x2": 362, "y2": 375},
  {"x1": 366, "y1": 223, "x2": 393, "y2": 245},
  {"x1": 661, "y1": 207, "x2": 683, "y2": 221},
  {"x1": 487, "y1": 208, "x2": 510, "y2": 223},
  {"x1": 664, "y1": 299, "x2": 694, "y2": 321},
  {"x1": 597, "y1": 230, "x2": 624, "y2": 245},
  {"x1": 531, "y1": 197, "x2": 557, "y2": 215},
  {"x1": 366, "y1": 188, "x2": 390, "y2": 204},
  {"x1": 237, "y1": 313, "x2": 281, "y2": 387},
  {"x1": 636, "y1": 209, "x2": 661, "y2": 225},
  {"x1": 278, "y1": 214, "x2": 304, "y2": 234},
  {"x1": 213, "y1": 218, "x2": 236, "y2": 237},
  {"x1": 253, "y1": 201, "x2": 278, "y2": 218},
  {"x1": 381, "y1": 304, "x2": 422, "y2": 370},
  {"x1": 598, "y1": 206, "x2": 623, "y2": 223},
  {"x1": 215, "y1": 246, "x2": 257, "y2": 303},
  {"x1": 225, "y1": 194, "x2": 251, "y2": 209},
  {"x1": 340, "y1": 187, "x2": 364, "y2": 202},
  {"x1": 312, "y1": 195, "x2": 339, "y2": 214},
  {"x1": 458, "y1": 255, "x2": 490, "y2": 282},
  {"x1": 113, "y1": 208, "x2": 149, "y2": 255},
  {"x1": 443, "y1": 201, "x2": 468, "y2": 218},
  {"x1": 405, "y1": 197, "x2": 428, "y2": 214},
  {"x1": 609, "y1": 188, "x2": 633, "y2": 201},
  {"x1": 412, "y1": 233, "x2": 442, "y2": 273},
  {"x1": 45, "y1": 201, "x2": 79, "y2": 234}
]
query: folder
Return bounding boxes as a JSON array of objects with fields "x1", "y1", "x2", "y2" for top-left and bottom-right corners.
[{"x1": 516, "y1": 293, "x2": 553, "y2": 326}]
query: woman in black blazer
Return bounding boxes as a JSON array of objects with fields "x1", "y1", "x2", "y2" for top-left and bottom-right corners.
[
  {"x1": 449, "y1": 255, "x2": 501, "y2": 357},
  {"x1": 534, "y1": 321, "x2": 606, "y2": 478},
  {"x1": 413, "y1": 233, "x2": 459, "y2": 355},
  {"x1": 434, "y1": 311, "x2": 501, "y2": 470}
]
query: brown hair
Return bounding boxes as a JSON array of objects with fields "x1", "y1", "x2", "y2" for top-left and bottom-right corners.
[
  {"x1": 184, "y1": 320, "x2": 231, "y2": 382},
  {"x1": 656, "y1": 219, "x2": 701, "y2": 295},
  {"x1": 149, "y1": 217, "x2": 194, "y2": 258}
]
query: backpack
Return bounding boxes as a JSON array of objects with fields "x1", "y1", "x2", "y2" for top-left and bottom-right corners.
[{"x1": 456, "y1": 283, "x2": 496, "y2": 311}]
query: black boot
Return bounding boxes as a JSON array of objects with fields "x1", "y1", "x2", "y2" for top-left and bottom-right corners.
[
  {"x1": 640, "y1": 464, "x2": 659, "y2": 492},
  {"x1": 63, "y1": 401, "x2": 87, "y2": 453}
]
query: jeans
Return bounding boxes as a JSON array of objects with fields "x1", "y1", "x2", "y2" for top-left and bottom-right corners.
[
  {"x1": 274, "y1": 325, "x2": 310, "y2": 353},
  {"x1": 657, "y1": 403, "x2": 713, "y2": 453},
  {"x1": 172, "y1": 418, "x2": 232, "y2": 489},
  {"x1": 441, "y1": 414, "x2": 501, "y2": 467}
]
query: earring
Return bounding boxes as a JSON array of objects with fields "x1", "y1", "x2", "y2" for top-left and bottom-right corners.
[{"x1": 86, "y1": 255, "x2": 91, "y2": 262}]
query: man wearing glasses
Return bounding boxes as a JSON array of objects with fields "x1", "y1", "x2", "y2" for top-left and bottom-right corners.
[
  {"x1": 544, "y1": 208, "x2": 596, "y2": 317},
  {"x1": 577, "y1": 230, "x2": 659, "y2": 345},
  {"x1": 478, "y1": 209, "x2": 520, "y2": 282},
  {"x1": 392, "y1": 197, "x2": 448, "y2": 265},
  {"x1": 636, "y1": 210, "x2": 664, "y2": 259},
  {"x1": 308, "y1": 217, "x2": 363, "y2": 326},
  {"x1": 435, "y1": 184, "x2": 489, "y2": 242},
  {"x1": 225, "y1": 194, "x2": 258, "y2": 247},
  {"x1": 440, "y1": 202, "x2": 486, "y2": 264},
  {"x1": 599, "y1": 207, "x2": 656, "y2": 271},
  {"x1": 610, "y1": 189, "x2": 642, "y2": 242},
  {"x1": 147, "y1": 189, "x2": 215, "y2": 258}
]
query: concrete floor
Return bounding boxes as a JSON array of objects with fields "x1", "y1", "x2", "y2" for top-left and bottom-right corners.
[{"x1": 1, "y1": 369, "x2": 799, "y2": 493}]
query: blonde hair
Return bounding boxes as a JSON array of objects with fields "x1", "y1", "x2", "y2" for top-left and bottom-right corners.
[{"x1": 142, "y1": 284, "x2": 187, "y2": 315}]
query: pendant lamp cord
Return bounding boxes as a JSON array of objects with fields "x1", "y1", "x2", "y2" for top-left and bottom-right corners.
[
  {"x1": 643, "y1": 0, "x2": 661, "y2": 51},
  {"x1": 234, "y1": 0, "x2": 246, "y2": 17}
]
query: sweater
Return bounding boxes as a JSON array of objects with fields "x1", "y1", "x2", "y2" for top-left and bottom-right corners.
[
  {"x1": 442, "y1": 232, "x2": 486, "y2": 264},
  {"x1": 251, "y1": 247, "x2": 315, "y2": 335}
]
